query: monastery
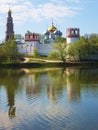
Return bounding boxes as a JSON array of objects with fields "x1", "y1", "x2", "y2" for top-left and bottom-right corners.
[{"x1": 5, "y1": 8, "x2": 80, "y2": 56}]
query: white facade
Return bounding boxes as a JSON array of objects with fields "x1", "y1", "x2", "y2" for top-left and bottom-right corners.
[
  {"x1": 16, "y1": 23, "x2": 63, "y2": 56},
  {"x1": 37, "y1": 43, "x2": 54, "y2": 56},
  {"x1": 67, "y1": 37, "x2": 79, "y2": 44},
  {"x1": 17, "y1": 41, "x2": 54, "y2": 56},
  {"x1": 17, "y1": 41, "x2": 39, "y2": 55}
]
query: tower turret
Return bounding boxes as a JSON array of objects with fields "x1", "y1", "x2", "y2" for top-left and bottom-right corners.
[
  {"x1": 66, "y1": 28, "x2": 80, "y2": 44},
  {"x1": 5, "y1": 8, "x2": 14, "y2": 41}
]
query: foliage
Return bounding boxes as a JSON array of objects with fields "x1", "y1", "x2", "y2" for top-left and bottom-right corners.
[
  {"x1": 33, "y1": 48, "x2": 38, "y2": 57},
  {"x1": 48, "y1": 51, "x2": 59, "y2": 60},
  {"x1": 48, "y1": 38, "x2": 67, "y2": 62},
  {"x1": 0, "y1": 39, "x2": 23, "y2": 63},
  {"x1": 88, "y1": 34, "x2": 98, "y2": 44},
  {"x1": 68, "y1": 36, "x2": 98, "y2": 61},
  {"x1": 54, "y1": 37, "x2": 66, "y2": 43}
]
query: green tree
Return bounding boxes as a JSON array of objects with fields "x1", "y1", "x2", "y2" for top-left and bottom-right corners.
[
  {"x1": 48, "y1": 38, "x2": 67, "y2": 62},
  {"x1": 33, "y1": 48, "x2": 38, "y2": 57},
  {"x1": 0, "y1": 39, "x2": 23, "y2": 63},
  {"x1": 68, "y1": 36, "x2": 98, "y2": 61},
  {"x1": 88, "y1": 34, "x2": 98, "y2": 44}
]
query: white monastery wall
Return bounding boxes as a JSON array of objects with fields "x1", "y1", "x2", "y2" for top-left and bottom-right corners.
[
  {"x1": 37, "y1": 43, "x2": 54, "y2": 56},
  {"x1": 17, "y1": 41, "x2": 54, "y2": 56}
]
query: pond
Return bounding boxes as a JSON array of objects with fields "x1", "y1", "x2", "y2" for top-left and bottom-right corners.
[{"x1": 0, "y1": 67, "x2": 98, "y2": 130}]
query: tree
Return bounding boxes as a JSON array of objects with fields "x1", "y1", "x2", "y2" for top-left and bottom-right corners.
[
  {"x1": 0, "y1": 39, "x2": 23, "y2": 63},
  {"x1": 33, "y1": 48, "x2": 38, "y2": 57},
  {"x1": 88, "y1": 34, "x2": 98, "y2": 44},
  {"x1": 68, "y1": 36, "x2": 98, "y2": 61},
  {"x1": 48, "y1": 38, "x2": 67, "y2": 62}
]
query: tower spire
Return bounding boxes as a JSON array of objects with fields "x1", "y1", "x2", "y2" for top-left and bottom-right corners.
[
  {"x1": 5, "y1": 7, "x2": 14, "y2": 41},
  {"x1": 8, "y1": 3, "x2": 12, "y2": 14},
  {"x1": 52, "y1": 18, "x2": 53, "y2": 25}
]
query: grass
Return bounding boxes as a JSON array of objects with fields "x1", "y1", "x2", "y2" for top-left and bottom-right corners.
[
  {"x1": 29, "y1": 58, "x2": 46, "y2": 63},
  {"x1": 1, "y1": 55, "x2": 98, "y2": 69}
]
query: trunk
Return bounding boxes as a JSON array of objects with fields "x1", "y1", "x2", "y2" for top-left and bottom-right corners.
[{"x1": 61, "y1": 56, "x2": 65, "y2": 63}]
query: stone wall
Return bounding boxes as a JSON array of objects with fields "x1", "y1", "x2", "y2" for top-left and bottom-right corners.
[{"x1": 17, "y1": 41, "x2": 53, "y2": 56}]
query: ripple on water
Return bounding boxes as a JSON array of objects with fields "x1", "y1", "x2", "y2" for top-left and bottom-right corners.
[
  {"x1": 32, "y1": 104, "x2": 68, "y2": 129},
  {"x1": 27, "y1": 94, "x2": 41, "y2": 106}
]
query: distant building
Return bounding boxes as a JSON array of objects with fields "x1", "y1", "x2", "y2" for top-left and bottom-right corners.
[
  {"x1": 17, "y1": 22, "x2": 63, "y2": 56},
  {"x1": 66, "y1": 28, "x2": 80, "y2": 44},
  {"x1": 5, "y1": 8, "x2": 14, "y2": 41},
  {"x1": 44, "y1": 22, "x2": 62, "y2": 43},
  {"x1": 4, "y1": 9, "x2": 80, "y2": 56}
]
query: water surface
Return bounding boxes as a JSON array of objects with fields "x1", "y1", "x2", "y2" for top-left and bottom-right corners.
[{"x1": 0, "y1": 67, "x2": 98, "y2": 130}]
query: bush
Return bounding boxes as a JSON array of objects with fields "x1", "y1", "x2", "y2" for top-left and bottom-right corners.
[{"x1": 33, "y1": 48, "x2": 38, "y2": 57}]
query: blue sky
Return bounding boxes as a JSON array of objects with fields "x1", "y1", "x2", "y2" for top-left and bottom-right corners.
[{"x1": 0, "y1": 0, "x2": 98, "y2": 41}]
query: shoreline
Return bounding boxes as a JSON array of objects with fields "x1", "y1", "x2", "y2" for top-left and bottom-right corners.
[{"x1": 1, "y1": 61, "x2": 98, "y2": 69}]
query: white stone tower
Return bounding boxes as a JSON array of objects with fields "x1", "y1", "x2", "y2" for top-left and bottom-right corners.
[{"x1": 66, "y1": 28, "x2": 80, "y2": 44}]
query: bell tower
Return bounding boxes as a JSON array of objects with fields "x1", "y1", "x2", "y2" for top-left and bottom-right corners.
[
  {"x1": 66, "y1": 28, "x2": 80, "y2": 44},
  {"x1": 5, "y1": 8, "x2": 14, "y2": 41}
]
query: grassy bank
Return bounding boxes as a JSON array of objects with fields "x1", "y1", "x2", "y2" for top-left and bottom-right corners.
[{"x1": 1, "y1": 60, "x2": 98, "y2": 69}]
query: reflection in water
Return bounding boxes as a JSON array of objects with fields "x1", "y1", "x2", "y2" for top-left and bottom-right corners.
[
  {"x1": 8, "y1": 106, "x2": 16, "y2": 119},
  {"x1": 7, "y1": 86, "x2": 16, "y2": 119},
  {"x1": 66, "y1": 68, "x2": 81, "y2": 101},
  {"x1": 19, "y1": 74, "x2": 41, "y2": 95},
  {"x1": 47, "y1": 70, "x2": 66, "y2": 102},
  {"x1": 0, "y1": 68, "x2": 98, "y2": 129},
  {"x1": 0, "y1": 69, "x2": 24, "y2": 119},
  {"x1": 47, "y1": 84, "x2": 57, "y2": 102}
]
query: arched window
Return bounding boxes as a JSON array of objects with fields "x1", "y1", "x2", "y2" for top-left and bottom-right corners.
[
  {"x1": 75, "y1": 30, "x2": 78, "y2": 35},
  {"x1": 71, "y1": 30, "x2": 74, "y2": 35}
]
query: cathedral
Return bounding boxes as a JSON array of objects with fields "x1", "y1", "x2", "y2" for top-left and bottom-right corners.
[
  {"x1": 44, "y1": 22, "x2": 62, "y2": 43},
  {"x1": 5, "y1": 8, "x2": 80, "y2": 56}
]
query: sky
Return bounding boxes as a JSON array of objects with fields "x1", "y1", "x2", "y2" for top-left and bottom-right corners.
[{"x1": 0, "y1": 0, "x2": 98, "y2": 41}]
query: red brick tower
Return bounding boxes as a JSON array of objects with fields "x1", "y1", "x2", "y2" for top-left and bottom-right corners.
[{"x1": 5, "y1": 9, "x2": 14, "y2": 41}]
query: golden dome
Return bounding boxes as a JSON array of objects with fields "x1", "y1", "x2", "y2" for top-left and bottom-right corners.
[
  {"x1": 48, "y1": 23, "x2": 57, "y2": 32},
  {"x1": 8, "y1": 9, "x2": 12, "y2": 14}
]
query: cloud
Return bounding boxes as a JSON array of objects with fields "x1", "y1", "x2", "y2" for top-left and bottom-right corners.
[
  {"x1": 65, "y1": 0, "x2": 80, "y2": 3},
  {"x1": 50, "y1": 0, "x2": 80, "y2": 5},
  {"x1": 39, "y1": 3, "x2": 77, "y2": 19},
  {"x1": 0, "y1": 0, "x2": 82, "y2": 25},
  {"x1": 0, "y1": 0, "x2": 19, "y2": 4},
  {"x1": 12, "y1": 5, "x2": 28, "y2": 13},
  {"x1": 0, "y1": 22, "x2": 3, "y2": 26}
]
